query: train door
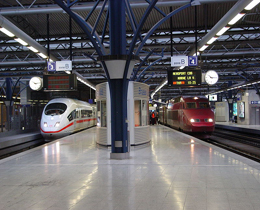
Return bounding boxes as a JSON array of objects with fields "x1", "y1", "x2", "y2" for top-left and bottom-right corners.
[{"x1": 75, "y1": 109, "x2": 80, "y2": 131}]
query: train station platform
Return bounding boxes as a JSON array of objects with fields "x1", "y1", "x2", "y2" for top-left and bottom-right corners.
[
  {"x1": 215, "y1": 122, "x2": 260, "y2": 135},
  {"x1": 1, "y1": 125, "x2": 260, "y2": 210}
]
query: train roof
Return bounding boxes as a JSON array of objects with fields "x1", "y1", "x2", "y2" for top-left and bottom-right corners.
[
  {"x1": 171, "y1": 95, "x2": 208, "y2": 100},
  {"x1": 46, "y1": 98, "x2": 91, "y2": 106},
  {"x1": 169, "y1": 95, "x2": 209, "y2": 103}
]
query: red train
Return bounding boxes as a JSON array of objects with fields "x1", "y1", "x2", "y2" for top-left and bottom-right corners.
[{"x1": 159, "y1": 96, "x2": 215, "y2": 139}]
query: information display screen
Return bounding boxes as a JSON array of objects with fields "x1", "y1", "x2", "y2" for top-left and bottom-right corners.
[
  {"x1": 238, "y1": 101, "x2": 245, "y2": 118},
  {"x1": 168, "y1": 70, "x2": 201, "y2": 86},
  {"x1": 43, "y1": 74, "x2": 77, "y2": 91}
]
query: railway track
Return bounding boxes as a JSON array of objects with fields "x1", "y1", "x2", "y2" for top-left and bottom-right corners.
[
  {"x1": 204, "y1": 128, "x2": 260, "y2": 162},
  {"x1": 0, "y1": 132, "x2": 45, "y2": 160}
]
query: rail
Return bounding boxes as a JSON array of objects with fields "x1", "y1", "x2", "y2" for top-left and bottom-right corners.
[{"x1": 204, "y1": 128, "x2": 260, "y2": 162}]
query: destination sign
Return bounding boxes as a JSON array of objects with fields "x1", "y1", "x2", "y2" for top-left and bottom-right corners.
[
  {"x1": 43, "y1": 74, "x2": 77, "y2": 91},
  {"x1": 168, "y1": 70, "x2": 201, "y2": 86}
]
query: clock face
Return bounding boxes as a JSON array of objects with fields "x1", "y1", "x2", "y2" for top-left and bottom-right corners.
[
  {"x1": 205, "y1": 70, "x2": 219, "y2": 85},
  {"x1": 29, "y1": 77, "x2": 43, "y2": 91}
]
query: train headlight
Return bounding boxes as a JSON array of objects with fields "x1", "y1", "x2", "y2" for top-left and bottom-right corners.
[
  {"x1": 190, "y1": 119, "x2": 200, "y2": 123},
  {"x1": 44, "y1": 122, "x2": 48, "y2": 127},
  {"x1": 55, "y1": 122, "x2": 60, "y2": 127},
  {"x1": 208, "y1": 118, "x2": 213, "y2": 122}
]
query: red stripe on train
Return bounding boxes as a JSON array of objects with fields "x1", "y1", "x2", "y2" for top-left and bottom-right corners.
[
  {"x1": 77, "y1": 118, "x2": 97, "y2": 123},
  {"x1": 41, "y1": 122, "x2": 74, "y2": 133},
  {"x1": 41, "y1": 118, "x2": 97, "y2": 133}
]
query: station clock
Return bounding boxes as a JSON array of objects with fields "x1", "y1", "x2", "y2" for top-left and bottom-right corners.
[
  {"x1": 29, "y1": 76, "x2": 43, "y2": 91},
  {"x1": 205, "y1": 70, "x2": 219, "y2": 85}
]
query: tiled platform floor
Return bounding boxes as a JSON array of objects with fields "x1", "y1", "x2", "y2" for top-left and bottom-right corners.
[{"x1": 1, "y1": 125, "x2": 260, "y2": 210}]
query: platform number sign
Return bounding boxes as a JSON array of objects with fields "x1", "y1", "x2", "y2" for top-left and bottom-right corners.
[
  {"x1": 171, "y1": 56, "x2": 198, "y2": 67},
  {"x1": 47, "y1": 62, "x2": 56, "y2": 71},
  {"x1": 188, "y1": 56, "x2": 198, "y2": 66}
]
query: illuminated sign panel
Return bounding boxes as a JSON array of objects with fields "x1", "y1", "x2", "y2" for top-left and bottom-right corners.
[
  {"x1": 168, "y1": 70, "x2": 201, "y2": 86},
  {"x1": 43, "y1": 74, "x2": 77, "y2": 91}
]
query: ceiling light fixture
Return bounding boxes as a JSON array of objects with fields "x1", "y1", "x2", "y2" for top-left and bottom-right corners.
[
  {"x1": 38, "y1": 52, "x2": 47, "y2": 59},
  {"x1": 245, "y1": 0, "x2": 260, "y2": 10},
  {"x1": 199, "y1": 45, "x2": 208, "y2": 51},
  {"x1": 216, "y1": 27, "x2": 230, "y2": 36},
  {"x1": 27, "y1": 46, "x2": 38, "y2": 53},
  {"x1": 0, "y1": 27, "x2": 15, "y2": 37},
  {"x1": 228, "y1": 13, "x2": 245, "y2": 25},
  {"x1": 207, "y1": 37, "x2": 218, "y2": 45},
  {"x1": 14, "y1": 38, "x2": 28, "y2": 46}
]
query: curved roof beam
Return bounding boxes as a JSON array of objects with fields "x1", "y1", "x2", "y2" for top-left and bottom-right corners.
[{"x1": 0, "y1": 0, "x2": 238, "y2": 15}]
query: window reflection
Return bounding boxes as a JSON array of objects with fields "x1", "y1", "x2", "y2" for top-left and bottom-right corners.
[{"x1": 134, "y1": 100, "x2": 149, "y2": 127}]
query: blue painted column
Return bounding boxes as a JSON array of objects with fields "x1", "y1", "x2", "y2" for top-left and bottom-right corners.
[
  {"x1": 107, "y1": 0, "x2": 129, "y2": 159},
  {"x1": 109, "y1": 0, "x2": 126, "y2": 55},
  {"x1": 98, "y1": 1, "x2": 138, "y2": 159}
]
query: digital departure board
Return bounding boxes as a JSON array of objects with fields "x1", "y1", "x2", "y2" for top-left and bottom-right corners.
[
  {"x1": 168, "y1": 70, "x2": 201, "y2": 86},
  {"x1": 43, "y1": 74, "x2": 77, "y2": 91}
]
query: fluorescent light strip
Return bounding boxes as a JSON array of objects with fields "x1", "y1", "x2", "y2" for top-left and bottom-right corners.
[
  {"x1": 151, "y1": 80, "x2": 168, "y2": 98},
  {"x1": 77, "y1": 77, "x2": 96, "y2": 90},
  {"x1": 199, "y1": 45, "x2": 208, "y2": 51},
  {"x1": 0, "y1": 27, "x2": 49, "y2": 61},
  {"x1": 193, "y1": 52, "x2": 200, "y2": 56},
  {"x1": 216, "y1": 27, "x2": 230, "y2": 36},
  {"x1": 207, "y1": 37, "x2": 218, "y2": 45},
  {"x1": 38, "y1": 52, "x2": 47, "y2": 59},
  {"x1": 27, "y1": 46, "x2": 38, "y2": 53},
  {"x1": 14, "y1": 38, "x2": 28, "y2": 46},
  {"x1": 0, "y1": 27, "x2": 15, "y2": 37},
  {"x1": 245, "y1": 0, "x2": 260, "y2": 10},
  {"x1": 228, "y1": 13, "x2": 245, "y2": 25}
]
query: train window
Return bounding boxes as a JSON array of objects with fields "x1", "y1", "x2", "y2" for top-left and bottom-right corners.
[
  {"x1": 199, "y1": 102, "x2": 209, "y2": 108},
  {"x1": 142, "y1": 100, "x2": 148, "y2": 126},
  {"x1": 97, "y1": 101, "x2": 107, "y2": 127},
  {"x1": 67, "y1": 110, "x2": 76, "y2": 121},
  {"x1": 135, "y1": 100, "x2": 149, "y2": 126},
  {"x1": 174, "y1": 97, "x2": 180, "y2": 103},
  {"x1": 81, "y1": 110, "x2": 92, "y2": 118},
  {"x1": 134, "y1": 100, "x2": 141, "y2": 126},
  {"x1": 45, "y1": 103, "x2": 67, "y2": 115},
  {"x1": 186, "y1": 102, "x2": 196, "y2": 109}
]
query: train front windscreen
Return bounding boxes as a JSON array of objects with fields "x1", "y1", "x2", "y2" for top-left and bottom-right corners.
[
  {"x1": 185, "y1": 102, "x2": 210, "y2": 109},
  {"x1": 44, "y1": 103, "x2": 67, "y2": 115}
]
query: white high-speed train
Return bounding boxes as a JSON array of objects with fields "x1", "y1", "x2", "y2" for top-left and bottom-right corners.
[{"x1": 40, "y1": 98, "x2": 96, "y2": 140}]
